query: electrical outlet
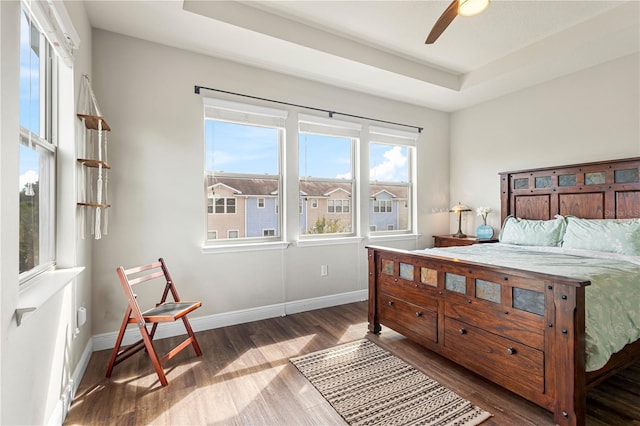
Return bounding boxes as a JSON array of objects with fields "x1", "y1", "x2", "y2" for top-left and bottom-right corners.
[
  {"x1": 320, "y1": 265, "x2": 328, "y2": 276},
  {"x1": 77, "y1": 307, "x2": 87, "y2": 328}
]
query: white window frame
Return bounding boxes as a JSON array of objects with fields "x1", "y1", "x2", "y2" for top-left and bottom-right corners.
[
  {"x1": 203, "y1": 97, "x2": 287, "y2": 246},
  {"x1": 18, "y1": 3, "x2": 58, "y2": 283},
  {"x1": 368, "y1": 126, "x2": 418, "y2": 236},
  {"x1": 298, "y1": 114, "x2": 360, "y2": 239},
  {"x1": 257, "y1": 198, "x2": 265, "y2": 208}
]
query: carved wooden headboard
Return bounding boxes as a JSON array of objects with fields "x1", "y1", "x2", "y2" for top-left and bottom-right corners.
[{"x1": 499, "y1": 157, "x2": 640, "y2": 224}]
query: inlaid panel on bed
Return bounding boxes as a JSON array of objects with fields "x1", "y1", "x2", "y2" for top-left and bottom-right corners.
[
  {"x1": 559, "y1": 193, "x2": 605, "y2": 219},
  {"x1": 500, "y1": 157, "x2": 640, "y2": 223}
]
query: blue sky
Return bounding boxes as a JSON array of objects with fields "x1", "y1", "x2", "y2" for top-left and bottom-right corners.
[
  {"x1": 206, "y1": 121, "x2": 409, "y2": 182},
  {"x1": 19, "y1": 8, "x2": 40, "y2": 191}
]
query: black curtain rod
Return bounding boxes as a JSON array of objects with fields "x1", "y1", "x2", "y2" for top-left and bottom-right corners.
[{"x1": 194, "y1": 85, "x2": 423, "y2": 133}]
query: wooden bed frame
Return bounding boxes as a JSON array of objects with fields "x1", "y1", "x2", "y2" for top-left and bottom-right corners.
[{"x1": 367, "y1": 157, "x2": 640, "y2": 426}]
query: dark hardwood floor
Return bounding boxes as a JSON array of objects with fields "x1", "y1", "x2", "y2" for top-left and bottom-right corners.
[{"x1": 65, "y1": 302, "x2": 640, "y2": 425}]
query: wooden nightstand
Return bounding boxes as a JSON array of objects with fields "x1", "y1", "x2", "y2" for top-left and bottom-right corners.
[{"x1": 433, "y1": 235, "x2": 498, "y2": 248}]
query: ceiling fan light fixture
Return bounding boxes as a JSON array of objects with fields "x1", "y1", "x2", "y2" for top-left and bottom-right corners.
[{"x1": 458, "y1": 0, "x2": 490, "y2": 17}]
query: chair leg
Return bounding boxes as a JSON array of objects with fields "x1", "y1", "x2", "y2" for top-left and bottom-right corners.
[
  {"x1": 106, "y1": 306, "x2": 133, "y2": 378},
  {"x1": 181, "y1": 316, "x2": 202, "y2": 356},
  {"x1": 139, "y1": 324, "x2": 169, "y2": 386}
]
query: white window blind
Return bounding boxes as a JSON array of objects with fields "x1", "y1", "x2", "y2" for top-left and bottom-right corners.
[
  {"x1": 298, "y1": 114, "x2": 361, "y2": 138},
  {"x1": 203, "y1": 97, "x2": 288, "y2": 127},
  {"x1": 369, "y1": 125, "x2": 418, "y2": 146}
]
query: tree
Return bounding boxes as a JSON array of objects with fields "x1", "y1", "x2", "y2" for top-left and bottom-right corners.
[
  {"x1": 308, "y1": 216, "x2": 343, "y2": 234},
  {"x1": 19, "y1": 181, "x2": 39, "y2": 273}
]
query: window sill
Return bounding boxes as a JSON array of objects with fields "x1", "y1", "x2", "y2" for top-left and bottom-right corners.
[
  {"x1": 296, "y1": 236, "x2": 364, "y2": 247},
  {"x1": 201, "y1": 241, "x2": 290, "y2": 254},
  {"x1": 16, "y1": 266, "x2": 85, "y2": 326},
  {"x1": 367, "y1": 233, "x2": 421, "y2": 243}
]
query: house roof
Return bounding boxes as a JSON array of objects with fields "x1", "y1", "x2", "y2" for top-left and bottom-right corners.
[{"x1": 208, "y1": 176, "x2": 407, "y2": 199}]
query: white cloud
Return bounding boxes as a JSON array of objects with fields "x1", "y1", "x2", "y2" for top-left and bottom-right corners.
[
  {"x1": 19, "y1": 170, "x2": 38, "y2": 191},
  {"x1": 370, "y1": 146, "x2": 407, "y2": 181}
]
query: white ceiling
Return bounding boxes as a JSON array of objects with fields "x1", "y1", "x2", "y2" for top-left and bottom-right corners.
[{"x1": 84, "y1": 0, "x2": 640, "y2": 112}]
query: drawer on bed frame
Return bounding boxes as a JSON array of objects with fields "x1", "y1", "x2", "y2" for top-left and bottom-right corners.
[
  {"x1": 379, "y1": 293, "x2": 438, "y2": 347},
  {"x1": 445, "y1": 295, "x2": 545, "y2": 350},
  {"x1": 444, "y1": 317, "x2": 545, "y2": 396}
]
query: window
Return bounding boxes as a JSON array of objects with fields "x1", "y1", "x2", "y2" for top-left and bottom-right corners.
[
  {"x1": 208, "y1": 231, "x2": 217, "y2": 240},
  {"x1": 19, "y1": 5, "x2": 57, "y2": 280},
  {"x1": 214, "y1": 197, "x2": 236, "y2": 214},
  {"x1": 328, "y1": 199, "x2": 350, "y2": 213},
  {"x1": 203, "y1": 98, "x2": 286, "y2": 243},
  {"x1": 369, "y1": 126, "x2": 417, "y2": 235},
  {"x1": 299, "y1": 115, "x2": 360, "y2": 236},
  {"x1": 373, "y1": 199, "x2": 392, "y2": 213}
]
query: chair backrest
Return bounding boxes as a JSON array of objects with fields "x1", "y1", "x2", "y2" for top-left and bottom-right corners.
[{"x1": 116, "y1": 258, "x2": 182, "y2": 320}]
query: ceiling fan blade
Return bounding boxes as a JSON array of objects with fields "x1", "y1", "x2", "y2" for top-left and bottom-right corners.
[{"x1": 425, "y1": 0, "x2": 458, "y2": 44}]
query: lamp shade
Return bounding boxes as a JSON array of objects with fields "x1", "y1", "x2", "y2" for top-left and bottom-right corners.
[
  {"x1": 450, "y1": 202, "x2": 471, "y2": 213},
  {"x1": 458, "y1": 0, "x2": 490, "y2": 17}
]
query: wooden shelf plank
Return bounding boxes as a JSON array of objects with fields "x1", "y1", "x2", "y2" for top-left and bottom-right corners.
[
  {"x1": 77, "y1": 158, "x2": 111, "y2": 169},
  {"x1": 77, "y1": 202, "x2": 111, "y2": 208},
  {"x1": 77, "y1": 114, "x2": 111, "y2": 131}
]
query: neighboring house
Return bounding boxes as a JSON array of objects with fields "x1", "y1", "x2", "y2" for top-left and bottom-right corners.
[
  {"x1": 369, "y1": 187, "x2": 409, "y2": 232},
  {"x1": 207, "y1": 175, "x2": 408, "y2": 237},
  {"x1": 207, "y1": 176, "x2": 279, "y2": 238},
  {"x1": 299, "y1": 181, "x2": 353, "y2": 234}
]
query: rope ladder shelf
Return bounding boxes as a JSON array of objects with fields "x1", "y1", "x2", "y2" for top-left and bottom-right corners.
[{"x1": 76, "y1": 74, "x2": 111, "y2": 239}]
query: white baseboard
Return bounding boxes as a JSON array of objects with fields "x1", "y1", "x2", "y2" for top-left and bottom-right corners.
[
  {"x1": 92, "y1": 289, "x2": 367, "y2": 352},
  {"x1": 48, "y1": 337, "x2": 93, "y2": 426}
]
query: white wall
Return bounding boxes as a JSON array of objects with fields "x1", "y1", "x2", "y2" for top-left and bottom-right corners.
[
  {"x1": 90, "y1": 29, "x2": 450, "y2": 336},
  {"x1": 0, "y1": 1, "x2": 94, "y2": 424},
  {"x1": 450, "y1": 53, "x2": 640, "y2": 235}
]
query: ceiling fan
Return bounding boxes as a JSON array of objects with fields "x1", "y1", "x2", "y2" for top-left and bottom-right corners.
[{"x1": 425, "y1": 0, "x2": 490, "y2": 44}]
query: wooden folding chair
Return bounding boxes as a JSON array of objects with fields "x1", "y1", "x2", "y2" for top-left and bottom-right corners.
[{"x1": 106, "y1": 257, "x2": 202, "y2": 386}]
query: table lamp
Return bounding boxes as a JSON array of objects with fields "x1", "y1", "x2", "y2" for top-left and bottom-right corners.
[{"x1": 450, "y1": 202, "x2": 472, "y2": 238}]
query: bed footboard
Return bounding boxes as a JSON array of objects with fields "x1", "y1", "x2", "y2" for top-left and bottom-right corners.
[{"x1": 367, "y1": 245, "x2": 590, "y2": 426}]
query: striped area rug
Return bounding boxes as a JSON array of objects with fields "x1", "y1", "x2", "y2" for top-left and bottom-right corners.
[{"x1": 290, "y1": 339, "x2": 492, "y2": 426}]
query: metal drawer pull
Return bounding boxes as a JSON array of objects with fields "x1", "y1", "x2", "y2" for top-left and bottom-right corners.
[
  {"x1": 415, "y1": 312, "x2": 422, "y2": 317},
  {"x1": 459, "y1": 328, "x2": 466, "y2": 335},
  {"x1": 388, "y1": 301, "x2": 394, "y2": 306},
  {"x1": 507, "y1": 347, "x2": 517, "y2": 355}
]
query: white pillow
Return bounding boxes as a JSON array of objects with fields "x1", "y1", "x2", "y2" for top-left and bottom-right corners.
[
  {"x1": 562, "y1": 216, "x2": 640, "y2": 256},
  {"x1": 499, "y1": 215, "x2": 566, "y2": 247}
]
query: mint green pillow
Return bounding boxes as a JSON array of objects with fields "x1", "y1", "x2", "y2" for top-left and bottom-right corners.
[
  {"x1": 562, "y1": 217, "x2": 640, "y2": 256},
  {"x1": 499, "y1": 215, "x2": 566, "y2": 247}
]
